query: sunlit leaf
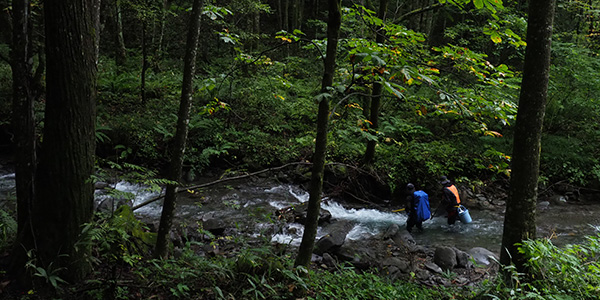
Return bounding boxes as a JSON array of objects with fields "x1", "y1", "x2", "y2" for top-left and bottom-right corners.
[{"x1": 491, "y1": 33, "x2": 502, "y2": 44}]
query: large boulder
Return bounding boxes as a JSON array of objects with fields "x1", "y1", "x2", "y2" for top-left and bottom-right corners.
[
  {"x1": 314, "y1": 220, "x2": 354, "y2": 255},
  {"x1": 433, "y1": 246, "x2": 457, "y2": 271}
]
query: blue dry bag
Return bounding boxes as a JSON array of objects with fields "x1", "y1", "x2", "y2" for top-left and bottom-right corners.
[{"x1": 414, "y1": 190, "x2": 431, "y2": 222}]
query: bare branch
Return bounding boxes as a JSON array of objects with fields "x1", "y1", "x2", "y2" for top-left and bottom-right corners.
[
  {"x1": 395, "y1": 3, "x2": 444, "y2": 23},
  {"x1": 132, "y1": 161, "x2": 384, "y2": 211}
]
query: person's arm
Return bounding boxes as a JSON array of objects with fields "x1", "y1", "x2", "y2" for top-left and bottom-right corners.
[{"x1": 442, "y1": 187, "x2": 453, "y2": 204}]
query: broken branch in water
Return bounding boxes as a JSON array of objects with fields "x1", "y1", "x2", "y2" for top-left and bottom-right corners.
[{"x1": 132, "y1": 162, "x2": 311, "y2": 211}]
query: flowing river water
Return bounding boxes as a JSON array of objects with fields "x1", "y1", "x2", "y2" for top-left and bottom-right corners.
[{"x1": 2, "y1": 167, "x2": 600, "y2": 255}]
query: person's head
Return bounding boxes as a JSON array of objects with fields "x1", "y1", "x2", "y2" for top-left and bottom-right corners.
[
  {"x1": 406, "y1": 183, "x2": 415, "y2": 192},
  {"x1": 439, "y1": 176, "x2": 451, "y2": 186}
]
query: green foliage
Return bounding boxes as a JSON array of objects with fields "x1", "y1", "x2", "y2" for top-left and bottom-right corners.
[
  {"x1": 90, "y1": 0, "x2": 600, "y2": 197},
  {"x1": 480, "y1": 236, "x2": 600, "y2": 299},
  {"x1": 305, "y1": 263, "x2": 446, "y2": 300},
  {"x1": 24, "y1": 250, "x2": 68, "y2": 292},
  {"x1": 535, "y1": 41, "x2": 600, "y2": 185},
  {"x1": 0, "y1": 59, "x2": 12, "y2": 122},
  {"x1": 541, "y1": 135, "x2": 596, "y2": 185},
  {"x1": 97, "y1": 58, "x2": 182, "y2": 163},
  {"x1": 0, "y1": 208, "x2": 16, "y2": 253},
  {"x1": 78, "y1": 206, "x2": 156, "y2": 268}
]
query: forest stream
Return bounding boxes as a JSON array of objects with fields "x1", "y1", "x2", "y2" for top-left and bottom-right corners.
[{"x1": 2, "y1": 168, "x2": 600, "y2": 255}]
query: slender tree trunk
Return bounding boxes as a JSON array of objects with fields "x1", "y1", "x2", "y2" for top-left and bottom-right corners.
[
  {"x1": 295, "y1": 0, "x2": 341, "y2": 268},
  {"x1": 364, "y1": 0, "x2": 388, "y2": 165},
  {"x1": 11, "y1": 0, "x2": 36, "y2": 247},
  {"x1": 141, "y1": 21, "x2": 148, "y2": 104},
  {"x1": 93, "y1": 0, "x2": 102, "y2": 63},
  {"x1": 297, "y1": 0, "x2": 304, "y2": 31},
  {"x1": 277, "y1": 0, "x2": 283, "y2": 29},
  {"x1": 13, "y1": 0, "x2": 99, "y2": 285},
  {"x1": 114, "y1": 0, "x2": 127, "y2": 66},
  {"x1": 500, "y1": 0, "x2": 556, "y2": 274},
  {"x1": 155, "y1": 0, "x2": 204, "y2": 258},
  {"x1": 284, "y1": 0, "x2": 289, "y2": 31},
  {"x1": 156, "y1": 0, "x2": 168, "y2": 56}
]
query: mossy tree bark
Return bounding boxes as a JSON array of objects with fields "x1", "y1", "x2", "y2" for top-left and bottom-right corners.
[
  {"x1": 12, "y1": 0, "x2": 99, "y2": 284},
  {"x1": 155, "y1": 0, "x2": 204, "y2": 259},
  {"x1": 500, "y1": 0, "x2": 556, "y2": 274},
  {"x1": 295, "y1": 0, "x2": 341, "y2": 268}
]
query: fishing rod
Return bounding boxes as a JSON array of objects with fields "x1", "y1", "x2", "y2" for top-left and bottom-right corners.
[{"x1": 430, "y1": 202, "x2": 443, "y2": 218}]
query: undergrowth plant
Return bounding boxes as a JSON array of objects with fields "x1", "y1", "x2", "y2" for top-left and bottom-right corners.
[
  {"x1": 477, "y1": 235, "x2": 600, "y2": 300},
  {"x1": 0, "y1": 208, "x2": 16, "y2": 253},
  {"x1": 304, "y1": 263, "x2": 448, "y2": 300}
]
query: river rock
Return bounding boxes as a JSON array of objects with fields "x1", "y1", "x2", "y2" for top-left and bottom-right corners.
[
  {"x1": 381, "y1": 257, "x2": 412, "y2": 274},
  {"x1": 96, "y1": 198, "x2": 132, "y2": 213},
  {"x1": 467, "y1": 247, "x2": 498, "y2": 266},
  {"x1": 322, "y1": 252, "x2": 337, "y2": 268},
  {"x1": 424, "y1": 261, "x2": 443, "y2": 274},
  {"x1": 382, "y1": 224, "x2": 400, "y2": 240},
  {"x1": 549, "y1": 195, "x2": 568, "y2": 206},
  {"x1": 314, "y1": 220, "x2": 353, "y2": 255},
  {"x1": 201, "y1": 216, "x2": 226, "y2": 235},
  {"x1": 454, "y1": 247, "x2": 473, "y2": 269},
  {"x1": 94, "y1": 181, "x2": 111, "y2": 189},
  {"x1": 335, "y1": 240, "x2": 378, "y2": 270},
  {"x1": 537, "y1": 201, "x2": 550, "y2": 212},
  {"x1": 415, "y1": 269, "x2": 430, "y2": 281},
  {"x1": 391, "y1": 230, "x2": 417, "y2": 251},
  {"x1": 433, "y1": 246, "x2": 457, "y2": 271}
]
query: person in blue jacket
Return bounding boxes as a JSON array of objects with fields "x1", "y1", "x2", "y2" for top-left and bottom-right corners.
[{"x1": 405, "y1": 183, "x2": 423, "y2": 233}]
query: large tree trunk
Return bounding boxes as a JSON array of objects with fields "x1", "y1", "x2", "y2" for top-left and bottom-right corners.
[
  {"x1": 11, "y1": 0, "x2": 36, "y2": 246},
  {"x1": 363, "y1": 0, "x2": 388, "y2": 165},
  {"x1": 295, "y1": 0, "x2": 341, "y2": 268},
  {"x1": 500, "y1": 0, "x2": 556, "y2": 274},
  {"x1": 12, "y1": 0, "x2": 99, "y2": 285},
  {"x1": 155, "y1": 0, "x2": 204, "y2": 259}
]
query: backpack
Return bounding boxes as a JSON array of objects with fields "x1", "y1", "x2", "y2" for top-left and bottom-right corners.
[{"x1": 414, "y1": 190, "x2": 431, "y2": 222}]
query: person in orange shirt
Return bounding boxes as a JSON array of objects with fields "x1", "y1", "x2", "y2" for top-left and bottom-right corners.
[{"x1": 440, "y1": 176, "x2": 461, "y2": 225}]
